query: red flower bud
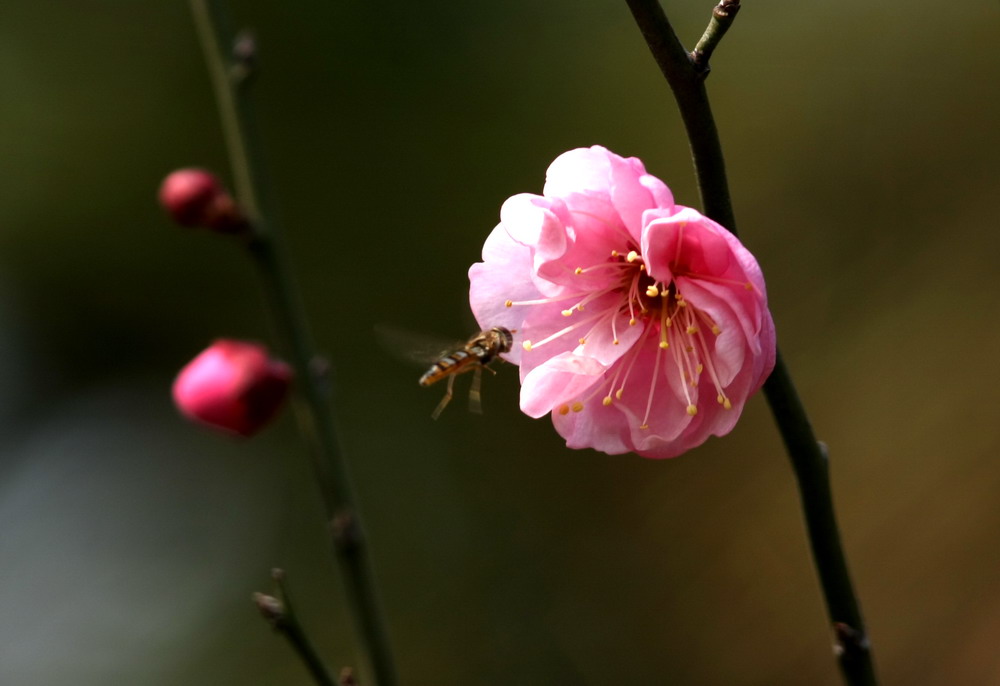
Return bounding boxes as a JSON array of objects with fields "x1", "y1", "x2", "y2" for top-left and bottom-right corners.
[
  {"x1": 158, "y1": 168, "x2": 248, "y2": 233},
  {"x1": 173, "y1": 340, "x2": 292, "y2": 436}
]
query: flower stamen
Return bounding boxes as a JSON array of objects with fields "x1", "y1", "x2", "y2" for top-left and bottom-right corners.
[
  {"x1": 639, "y1": 330, "x2": 665, "y2": 430},
  {"x1": 612, "y1": 324, "x2": 649, "y2": 401},
  {"x1": 521, "y1": 309, "x2": 609, "y2": 351},
  {"x1": 658, "y1": 306, "x2": 670, "y2": 350},
  {"x1": 693, "y1": 327, "x2": 732, "y2": 410},
  {"x1": 505, "y1": 291, "x2": 590, "y2": 308}
]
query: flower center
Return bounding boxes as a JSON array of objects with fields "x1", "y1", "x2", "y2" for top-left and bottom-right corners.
[{"x1": 504, "y1": 237, "x2": 736, "y2": 429}]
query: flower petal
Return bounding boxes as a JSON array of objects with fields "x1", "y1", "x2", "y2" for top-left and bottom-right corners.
[
  {"x1": 544, "y1": 146, "x2": 674, "y2": 242},
  {"x1": 552, "y1": 397, "x2": 634, "y2": 455},
  {"x1": 500, "y1": 193, "x2": 569, "y2": 266},
  {"x1": 519, "y1": 352, "x2": 606, "y2": 417}
]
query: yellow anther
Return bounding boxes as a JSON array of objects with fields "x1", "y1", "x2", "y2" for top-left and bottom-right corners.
[
  {"x1": 696, "y1": 363, "x2": 704, "y2": 374},
  {"x1": 744, "y1": 282, "x2": 753, "y2": 290},
  {"x1": 578, "y1": 337, "x2": 587, "y2": 345},
  {"x1": 629, "y1": 318, "x2": 637, "y2": 326},
  {"x1": 686, "y1": 404, "x2": 698, "y2": 416},
  {"x1": 659, "y1": 341, "x2": 669, "y2": 349},
  {"x1": 602, "y1": 396, "x2": 613, "y2": 406},
  {"x1": 505, "y1": 299, "x2": 513, "y2": 308},
  {"x1": 615, "y1": 388, "x2": 623, "y2": 400},
  {"x1": 711, "y1": 325, "x2": 721, "y2": 335},
  {"x1": 639, "y1": 423, "x2": 649, "y2": 430},
  {"x1": 646, "y1": 285, "x2": 659, "y2": 297},
  {"x1": 613, "y1": 339, "x2": 620, "y2": 345},
  {"x1": 626, "y1": 250, "x2": 639, "y2": 263},
  {"x1": 577, "y1": 304, "x2": 585, "y2": 311},
  {"x1": 611, "y1": 250, "x2": 619, "y2": 257},
  {"x1": 561, "y1": 309, "x2": 574, "y2": 317},
  {"x1": 678, "y1": 300, "x2": 687, "y2": 308},
  {"x1": 686, "y1": 346, "x2": 694, "y2": 352},
  {"x1": 686, "y1": 326, "x2": 698, "y2": 334},
  {"x1": 571, "y1": 402, "x2": 584, "y2": 413},
  {"x1": 664, "y1": 317, "x2": 672, "y2": 327},
  {"x1": 574, "y1": 267, "x2": 583, "y2": 274},
  {"x1": 723, "y1": 398, "x2": 732, "y2": 409},
  {"x1": 558, "y1": 404, "x2": 570, "y2": 415},
  {"x1": 522, "y1": 341, "x2": 533, "y2": 351},
  {"x1": 639, "y1": 264, "x2": 646, "y2": 271}
]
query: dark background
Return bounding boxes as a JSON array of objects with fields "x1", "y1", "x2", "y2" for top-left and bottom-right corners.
[{"x1": 1, "y1": 1, "x2": 999, "y2": 684}]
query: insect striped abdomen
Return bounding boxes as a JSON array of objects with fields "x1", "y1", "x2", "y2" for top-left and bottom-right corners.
[{"x1": 419, "y1": 350, "x2": 472, "y2": 387}]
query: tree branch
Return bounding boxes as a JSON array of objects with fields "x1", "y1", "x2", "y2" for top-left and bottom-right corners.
[
  {"x1": 624, "y1": 2, "x2": 877, "y2": 683},
  {"x1": 189, "y1": 2, "x2": 398, "y2": 684},
  {"x1": 255, "y1": 570, "x2": 338, "y2": 686}
]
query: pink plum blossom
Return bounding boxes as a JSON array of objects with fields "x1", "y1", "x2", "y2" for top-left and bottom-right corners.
[
  {"x1": 469, "y1": 146, "x2": 775, "y2": 459},
  {"x1": 173, "y1": 339, "x2": 292, "y2": 436}
]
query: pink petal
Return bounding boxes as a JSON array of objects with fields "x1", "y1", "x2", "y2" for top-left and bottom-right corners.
[
  {"x1": 500, "y1": 193, "x2": 569, "y2": 265},
  {"x1": 552, "y1": 397, "x2": 634, "y2": 455},
  {"x1": 544, "y1": 146, "x2": 674, "y2": 243},
  {"x1": 519, "y1": 352, "x2": 606, "y2": 417},
  {"x1": 469, "y1": 224, "x2": 542, "y2": 365}
]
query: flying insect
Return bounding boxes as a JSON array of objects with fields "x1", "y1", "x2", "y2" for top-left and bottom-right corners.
[{"x1": 418, "y1": 326, "x2": 514, "y2": 419}]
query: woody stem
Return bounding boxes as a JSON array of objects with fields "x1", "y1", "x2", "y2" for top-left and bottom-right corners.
[
  {"x1": 190, "y1": 2, "x2": 398, "y2": 684},
  {"x1": 624, "y1": 1, "x2": 877, "y2": 684}
]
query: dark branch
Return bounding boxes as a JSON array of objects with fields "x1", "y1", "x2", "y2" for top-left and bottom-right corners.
[
  {"x1": 254, "y1": 570, "x2": 338, "y2": 686},
  {"x1": 624, "y1": 2, "x2": 878, "y2": 684},
  {"x1": 624, "y1": 0, "x2": 736, "y2": 232}
]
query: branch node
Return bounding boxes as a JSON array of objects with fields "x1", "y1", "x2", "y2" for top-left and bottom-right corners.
[
  {"x1": 253, "y1": 591, "x2": 287, "y2": 628},
  {"x1": 230, "y1": 29, "x2": 259, "y2": 86},
  {"x1": 834, "y1": 621, "x2": 874, "y2": 680},
  {"x1": 332, "y1": 508, "x2": 362, "y2": 552}
]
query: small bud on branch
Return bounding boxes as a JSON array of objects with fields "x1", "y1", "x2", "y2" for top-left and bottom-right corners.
[{"x1": 159, "y1": 168, "x2": 249, "y2": 234}]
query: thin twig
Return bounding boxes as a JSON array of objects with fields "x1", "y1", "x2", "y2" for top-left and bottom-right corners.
[
  {"x1": 623, "y1": 1, "x2": 877, "y2": 684},
  {"x1": 691, "y1": 0, "x2": 742, "y2": 76},
  {"x1": 189, "y1": 3, "x2": 398, "y2": 684},
  {"x1": 623, "y1": 0, "x2": 735, "y2": 231},
  {"x1": 254, "y1": 570, "x2": 338, "y2": 686}
]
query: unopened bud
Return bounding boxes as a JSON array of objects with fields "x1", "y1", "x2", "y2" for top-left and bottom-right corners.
[
  {"x1": 172, "y1": 339, "x2": 292, "y2": 436},
  {"x1": 158, "y1": 168, "x2": 248, "y2": 233},
  {"x1": 252, "y1": 592, "x2": 285, "y2": 624}
]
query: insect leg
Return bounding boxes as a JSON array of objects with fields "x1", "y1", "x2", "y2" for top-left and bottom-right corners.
[
  {"x1": 469, "y1": 367, "x2": 483, "y2": 415},
  {"x1": 431, "y1": 374, "x2": 456, "y2": 420}
]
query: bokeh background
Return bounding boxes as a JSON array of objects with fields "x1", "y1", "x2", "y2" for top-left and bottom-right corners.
[{"x1": 2, "y1": 1, "x2": 999, "y2": 684}]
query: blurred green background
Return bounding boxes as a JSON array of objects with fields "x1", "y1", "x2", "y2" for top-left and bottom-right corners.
[{"x1": 2, "y1": 1, "x2": 999, "y2": 684}]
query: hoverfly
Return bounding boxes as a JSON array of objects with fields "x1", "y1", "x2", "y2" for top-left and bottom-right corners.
[{"x1": 418, "y1": 326, "x2": 514, "y2": 419}]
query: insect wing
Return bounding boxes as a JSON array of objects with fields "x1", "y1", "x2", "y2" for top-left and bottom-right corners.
[{"x1": 374, "y1": 324, "x2": 465, "y2": 367}]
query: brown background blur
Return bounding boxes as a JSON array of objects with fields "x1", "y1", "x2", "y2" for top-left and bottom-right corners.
[{"x1": 1, "y1": 1, "x2": 998, "y2": 684}]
